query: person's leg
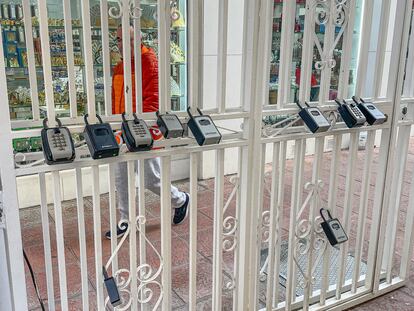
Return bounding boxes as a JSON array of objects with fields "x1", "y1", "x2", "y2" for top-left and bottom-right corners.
[
  {"x1": 144, "y1": 157, "x2": 187, "y2": 208},
  {"x1": 114, "y1": 161, "x2": 130, "y2": 220},
  {"x1": 106, "y1": 161, "x2": 133, "y2": 239}
]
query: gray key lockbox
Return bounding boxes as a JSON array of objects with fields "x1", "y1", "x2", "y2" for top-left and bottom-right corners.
[
  {"x1": 41, "y1": 117, "x2": 76, "y2": 165},
  {"x1": 156, "y1": 111, "x2": 184, "y2": 139},
  {"x1": 296, "y1": 101, "x2": 331, "y2": 133},
  {"x1": 320, "y1": 208, "x2": 348, "y2": 246},
  {"x1": 187, "y1": 107, "x2": 222, "y2": 146}
]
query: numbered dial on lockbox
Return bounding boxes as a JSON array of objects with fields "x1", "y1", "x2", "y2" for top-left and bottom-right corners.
[
  {"x1": 127, "y1": 120, "x2": 153, "y2": 147},
  {"x1": 348, "y1": 105, "x2": 364, "y2": 119}
]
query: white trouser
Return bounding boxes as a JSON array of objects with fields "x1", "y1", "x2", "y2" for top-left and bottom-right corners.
[{"x1": 115, "y1": 157, "x2": 186, "y2": 220}]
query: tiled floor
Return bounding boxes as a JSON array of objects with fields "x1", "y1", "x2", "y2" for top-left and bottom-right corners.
[{"x1": 20, "y1": 138, "x2": 414, "y2": 310}]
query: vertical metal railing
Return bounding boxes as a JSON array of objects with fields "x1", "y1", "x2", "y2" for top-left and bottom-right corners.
[
  {"x1": 285, "y1": 139, "x2": 305, "y2": 310},
  {"x1": 52, "y1": 170, "x2": 69, "y2": 311},
  {"x1": 160, "y1": 156, "x2": 172, "y2": 309},
  {"x1": 92, "y1": 166, "x2": 104, "y2": 309},
  {"x1": 351, "y1": 131, "x2": 375, "y2": 293},
  {"x1": 216, "y1": 0, "x2": 229, "y2": 114},
  {"x1": 80, "y1": 0, "x2": 97, "y2": 121},
  {"x1": 335, "y1": 132, "x2": 358, "y2": 300},
  {"x1": 122, "y1": 0, "x2": 133, "y2": 116},
  {"x1": 158, "y1": 0, "x2": 171, "y2": 114},
  {"x1": 39, "y1": 173, "x2": 56, "y2": 310},
  {"x1": 62, "y1": 0, "x2": 77, "y2": 118},
  {"x1": 133, "y1": 0, "x2": 143, "y2": 114},
  {"x1": 264, "y1": 142, "x2": 281, "y2": 311},
  {"x1": 319, "y1": 134, "x2": 342, "y2": 305},
  {"x1": 212, "y1": 149, "x2": 225, "y2": 309},
  {"x1": 75, "y1": 168, "x2": 89, "y2": 310},
  {"x1": 22, "y1": 0, "x2": 40, "y2": 121},
  {"x1": 277, "y1": 1, "x2": 296, "y2": 108},
  {"x1": 188, "y1": 152, "x2": 198, "y2": 311},
  {"x1": 100, "y1": 0, "x2": 113, "y2": 116}
]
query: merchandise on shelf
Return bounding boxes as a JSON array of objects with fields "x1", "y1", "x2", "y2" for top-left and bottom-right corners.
[
  {"x1": 171, "y1": 76, "x2": 181, "y2": 97},
  {"x1": 170, "y1": 42, "x2": 185, "y2": 63}
]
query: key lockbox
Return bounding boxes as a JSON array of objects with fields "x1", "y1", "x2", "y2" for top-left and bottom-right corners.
[
  {"x1": 187, "y1": 107, "x2": 222, "y2": 146},
  {"x1": 352, "y1": 96, "x2": 387, "y2": 125},
  {"x1": 335, "y1": 99, "x2": 366, "y2": 128},
  {"x1": 296, "y1": 101, "x2": 331, "y2": 133},
  {"x1": 83, "y1": 114, "x2": 119, "y2": 159},
  {"x1": 320, "y1": 208, "x2": 348, "y2": 246},
  {"x1": 156, "y1": 111, "x2": 184, "y2": 139},
  {"x1": 41, "y1": 117, "x2": 76, "y2": 165},
  {"x1": 103, "y1": 267, "x2": 121, "y2": 307},
  {"x1": 121, "y1": 112, "x2": 153, "y2": 152}
]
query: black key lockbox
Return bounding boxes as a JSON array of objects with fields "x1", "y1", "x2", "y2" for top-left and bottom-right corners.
[
  {"x1": 335, "y1": 99, "x2": 366, "y2": 128},
  {"x1": 352, "y1": 96, "x2": 387, "y2": 125},
  {"x1": 103, "y1": 267, "x2": 121, "y2": 307},
  {"x1": 83, "y1": 114, "x2": 119, "y2": 159},
  {"x1": 320, "y1": 208, "x2": 348, "y2": 246}
]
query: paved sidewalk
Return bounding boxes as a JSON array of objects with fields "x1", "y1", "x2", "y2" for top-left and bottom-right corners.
[{"x1": 20, "y1": 138, "x2": 414, "y2": 310}]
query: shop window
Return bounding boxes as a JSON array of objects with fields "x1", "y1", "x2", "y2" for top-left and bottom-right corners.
[
  {"x1": 267, "y1": 0, "x2": 363, "y2": 106},
  {"x1": 1, "y1": 0, "x2": 188, "y2": 123}
]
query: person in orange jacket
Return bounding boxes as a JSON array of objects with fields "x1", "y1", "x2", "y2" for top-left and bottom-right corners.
[
  {"x1": 111, "y1": 39, "x2": 158, "y2": 114},
  {"x1": 106, "y1": 25, "x2": 189, "y2": 239}
]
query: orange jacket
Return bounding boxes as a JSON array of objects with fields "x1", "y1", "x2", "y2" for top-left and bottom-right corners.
[{"x1": 112, "y1": 45, "x2": 159, "y2": 114}]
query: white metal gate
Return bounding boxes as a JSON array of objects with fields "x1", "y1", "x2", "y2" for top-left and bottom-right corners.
[{"x1": 1, "y1": 0, "x2": 414, "y2": 310}]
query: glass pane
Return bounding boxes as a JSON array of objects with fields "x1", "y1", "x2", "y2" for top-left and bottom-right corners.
[
  {"x1": 268, "y1": 0, "x2": 307, "y2": 106},
  {"x1": 2, "y1": 1, "x2": 37, "y2": 121},
  {"x1": 291, "y1": 0, "x2": 306, "y2": 103},
  {"x1": 347, "y1": 0, "x2": 364, "y2": 98},
  {"x1": 308, "y1": 0, "x2": 363, "y2": 102},
  {"x1": 269, "y1": 0, "x2": 283, "y2": 106}
]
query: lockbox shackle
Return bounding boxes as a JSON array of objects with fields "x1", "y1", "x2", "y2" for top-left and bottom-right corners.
[
  {"x1": 121, "y1": 112, "x2": 140, "y2": 123},
  {"x1": 320, "y1": 208, "x2": 333, "y2": 222},
  {"x1": 43, "y1": 117, "x2": 63, "y2": 129},
  {"x1": 84, "y1": 114, "x2": 104, "y2": 125},
  {"x1": 187, "y1": 106, "x2": 204, "y2": 119}
]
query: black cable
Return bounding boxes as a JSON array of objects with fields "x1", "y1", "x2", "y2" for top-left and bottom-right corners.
[{"x1": 23, "y1": 249, "x2": 46, "y2": 311}]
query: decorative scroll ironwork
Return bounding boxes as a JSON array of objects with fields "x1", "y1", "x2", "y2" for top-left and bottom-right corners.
[
  {"x1": 294, "y1": 180, "x2": 328, "y2": 290},
  {"x1": 311, "y1": 0, "x2": 350, "y2": 70},
  {"x1": 108, "y1": 0, "x2": 142, "y2": 19},
  {"x1": 222, "y1": 175, "x2": 239, "y2": 291},
  {"x1": 104, "y1": 216, "x2": 163, "y2": 310},
  {"x1": 260, "y1": 171, "x2": 274, "y2": 244},
  {"x1": 108, "y1": 0, "x2": 179, "y2": 20},
  {"x1": 262, "y1": 115, "x2": 301, "y2": 138},
  {"x1": 259, "y1": 172, "x2": 278, "y2": 281}
]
